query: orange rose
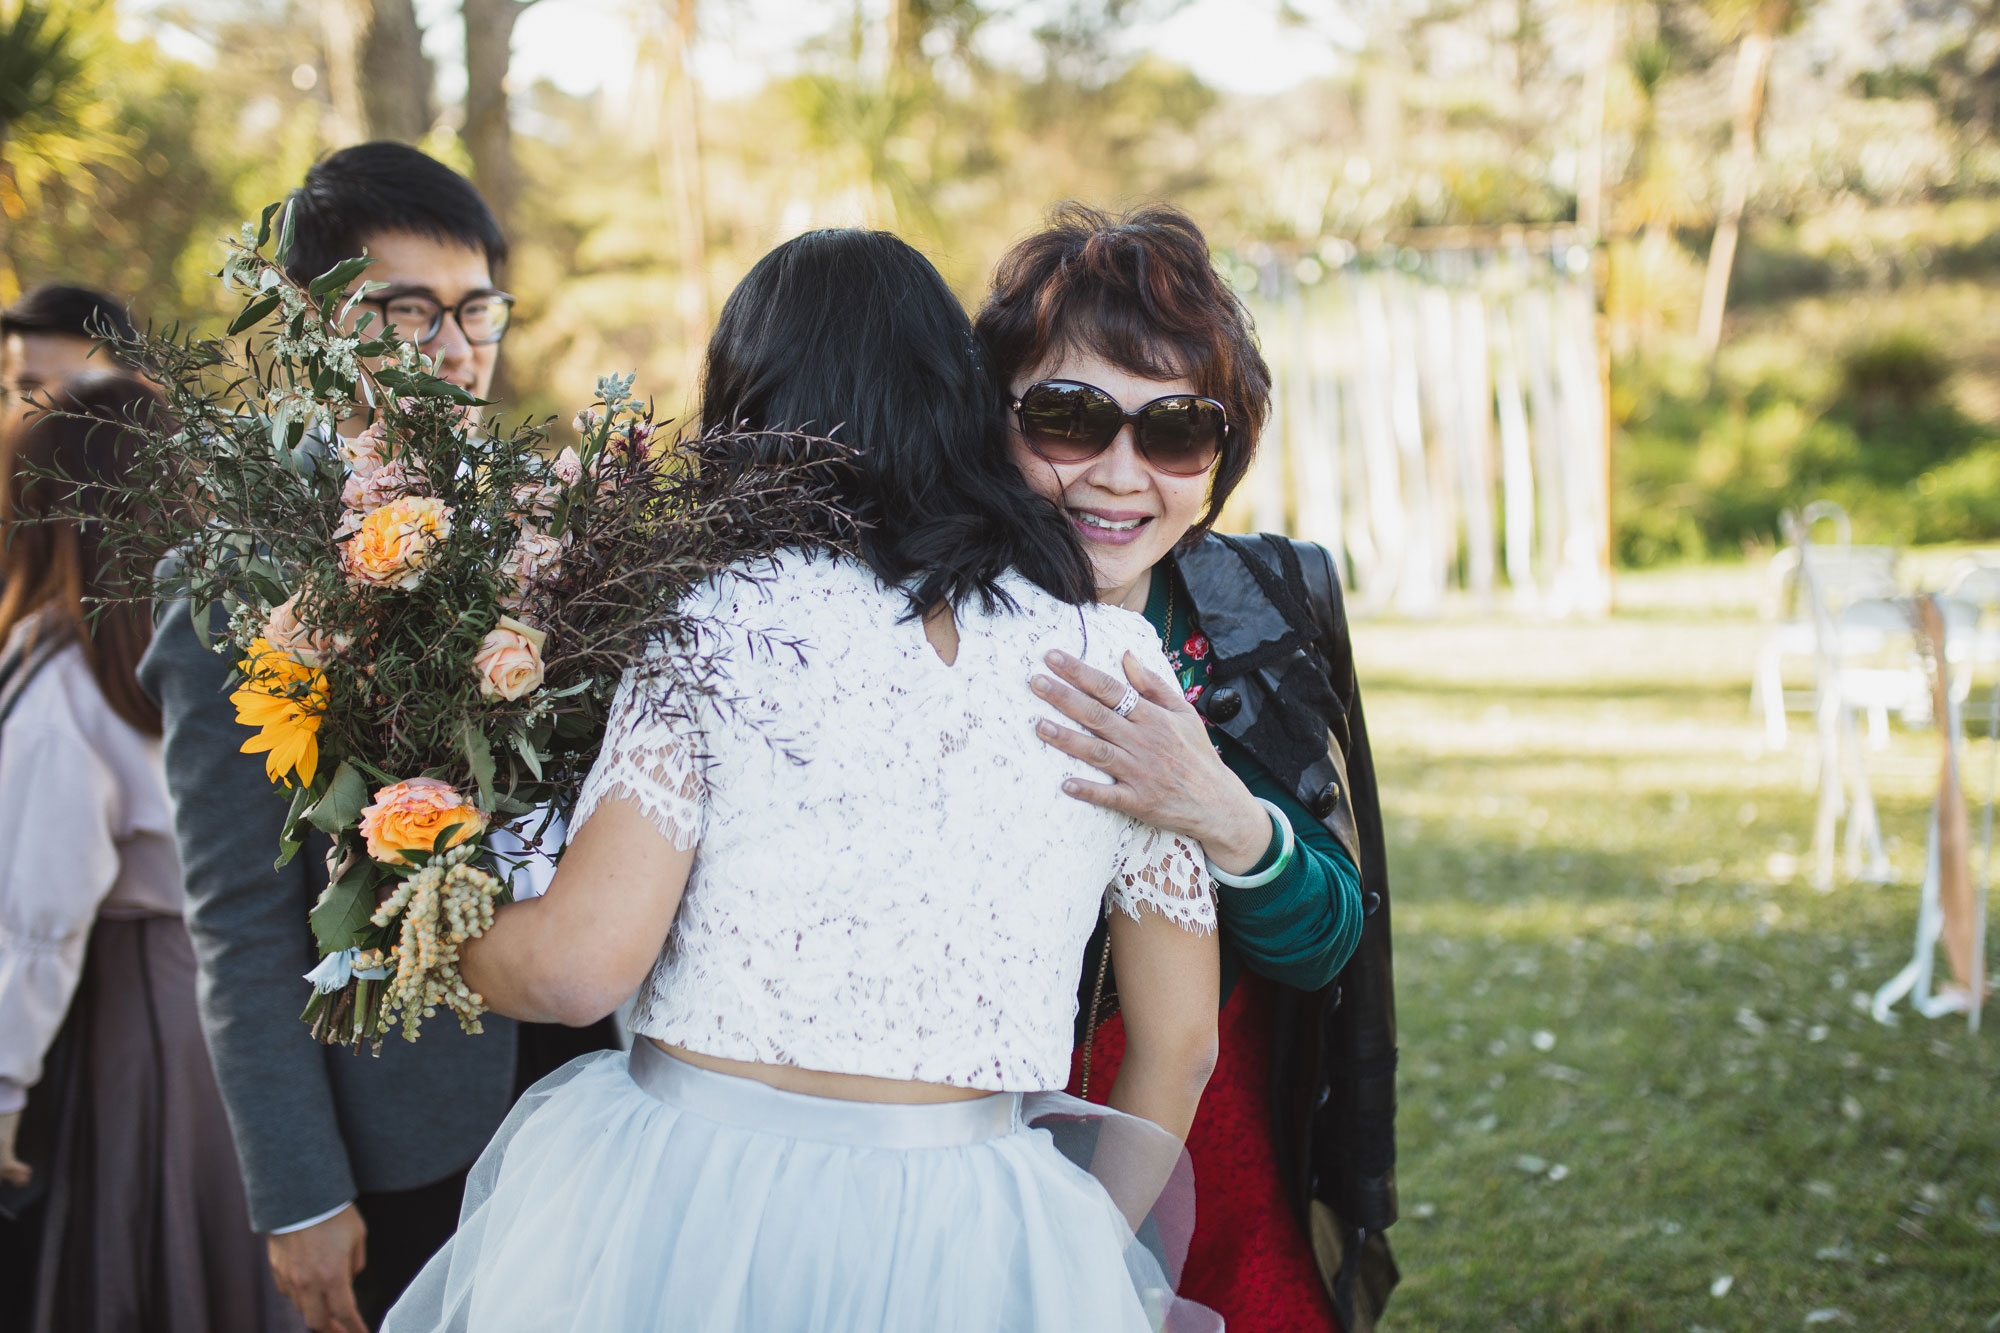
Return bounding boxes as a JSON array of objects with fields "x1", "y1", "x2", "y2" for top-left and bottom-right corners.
[
  {"x1": 473, "y1": 614, "x2": 547, "y2": 701},
  {"x1": 358, "y1": 778, "x2": 488, "y2": 865},
  {"x1": 343, "y1": 495, "x2": 453, "y2": 591}
]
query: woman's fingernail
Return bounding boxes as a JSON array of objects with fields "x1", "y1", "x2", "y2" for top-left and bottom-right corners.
[
  {"x1": 1046, "y1": 649, "x2": 1072, "y2": 667},
  {"x1": 1062, "y1": 779, "x2": 1080, "y2": 795},
  {"x1": 1030, "y1": 675, "x2": 1050, "y2": 694},
  {"x1": 1036, "y1": 720, "x2": 1055, "y2": 738}
]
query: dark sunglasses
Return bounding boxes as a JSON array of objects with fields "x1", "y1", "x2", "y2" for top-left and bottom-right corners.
[{"x1": 1011, "y1": 380, "x2": 1228, "y2": 478}]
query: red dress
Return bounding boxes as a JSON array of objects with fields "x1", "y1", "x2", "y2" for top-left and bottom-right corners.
[{"x1": 1067, "y1": 974, "x2": 1342, "y2": 1332}]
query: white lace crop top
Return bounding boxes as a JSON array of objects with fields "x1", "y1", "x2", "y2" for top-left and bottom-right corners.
[{"x1": 572, "y1": 552, "x2": 1216, "y2": 1091}]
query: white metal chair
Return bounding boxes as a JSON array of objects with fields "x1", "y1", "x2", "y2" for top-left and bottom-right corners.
[{"x1": 1754, "y1": 504, "x2": 1899, "y2": 748}]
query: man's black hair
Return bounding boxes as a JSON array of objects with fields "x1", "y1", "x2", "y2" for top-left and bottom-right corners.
[
  {"x1": 1, "y1": 283, "x2": 137, "y2": 346},
  {"x1": 281, "y1": 141, "x2": 508, "y2": 287},
  {"x1": 700, "y1": 229, "x2": 1096, "y2": 615}
]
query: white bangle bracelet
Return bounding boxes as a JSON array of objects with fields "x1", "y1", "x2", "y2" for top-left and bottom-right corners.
[{"x1": 1207, "y1": 798, "x2": 1296, "y2": 889}]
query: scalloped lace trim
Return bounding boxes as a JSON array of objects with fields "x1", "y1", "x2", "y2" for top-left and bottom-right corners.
[{"x1": 1106, "y1": 828, "x2": 1217, "y2": 934}]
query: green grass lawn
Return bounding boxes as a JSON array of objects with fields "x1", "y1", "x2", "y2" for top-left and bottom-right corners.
[{"x1": 1360, "y1": 583, "x2": 2000, "y2": 1330}]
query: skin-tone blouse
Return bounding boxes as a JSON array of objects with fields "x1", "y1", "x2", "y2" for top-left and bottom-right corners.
[{"x1": 0, "y1": 626, "x2": 184, "y2": 1113}]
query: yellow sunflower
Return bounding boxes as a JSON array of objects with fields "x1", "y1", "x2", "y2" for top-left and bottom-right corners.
[{"x1": 231, "y1": 636, "x2": 329, "y2": 787}]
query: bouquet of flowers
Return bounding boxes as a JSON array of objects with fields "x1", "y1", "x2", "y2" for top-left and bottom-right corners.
[{"x1": 87, "y1": 201, "x2": 854, "y2": 1050}]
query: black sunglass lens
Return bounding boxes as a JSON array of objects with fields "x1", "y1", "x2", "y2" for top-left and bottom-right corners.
[
  {"x1": 1137, "y1": 399, "x2": 1222, "y2": 474},
  {"x1": 1020, "y1": 384, "x2": 1123, "y2": 461}
]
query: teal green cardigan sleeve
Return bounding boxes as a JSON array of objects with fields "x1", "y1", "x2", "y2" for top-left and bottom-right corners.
[{"x1": 1212, "y1": 736, "x2": 1365, "y2": 993}]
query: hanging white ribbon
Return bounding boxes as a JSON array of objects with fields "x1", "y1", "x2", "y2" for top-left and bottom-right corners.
[{"x1": 304, "y1": 947, "x2": 390, "y2": 994}]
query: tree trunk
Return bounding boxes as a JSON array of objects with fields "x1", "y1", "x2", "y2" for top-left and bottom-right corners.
[
  {"x1": 463, "y1": 0, "x2": 535, "y2": 233},
  {"x1": 321, "y1": 0, "x2": 436, "y2": 143},
  {"x1": 1695, "y1": 0, "x2": 1786, "y2": 356},
  {"x1": 1575, "y1": 1, "x2": 1615, "y2": 239},
  {"x1": 656, "y1": 0, "x2": 709, "y2": 377},
  {"x1": 885, "y1": 0, "x2": 927, "y2": 87}
]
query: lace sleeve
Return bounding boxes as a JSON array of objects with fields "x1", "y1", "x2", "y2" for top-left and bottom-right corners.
[
  {"x1": 572, "y1": 666, "x2": 706, "y2": 851},
  {"x1": 1105, "y1": 821, "x2": 1216, "y2": 934}
]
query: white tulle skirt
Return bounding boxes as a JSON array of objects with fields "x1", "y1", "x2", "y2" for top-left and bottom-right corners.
[{"x1": 381, "y1": 1044, "x2": 1218, "y2": 1332}]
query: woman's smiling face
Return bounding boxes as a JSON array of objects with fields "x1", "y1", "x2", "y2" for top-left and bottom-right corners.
[{"x1": 1008, "y1": 348, "x2": 1211, "y2": 611}]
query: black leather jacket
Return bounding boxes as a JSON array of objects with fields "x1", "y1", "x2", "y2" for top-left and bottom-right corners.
[{"x1": 1176, "y1": 531, "x2": 1400, "y2": 1332}]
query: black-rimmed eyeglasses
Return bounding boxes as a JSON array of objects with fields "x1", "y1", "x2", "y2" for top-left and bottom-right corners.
[{"x1": 356, "y1": 289, "x2": 515, "y2": 346}]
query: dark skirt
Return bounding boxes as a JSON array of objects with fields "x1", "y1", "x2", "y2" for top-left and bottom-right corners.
[{"x1": 22, "y1": 914, "x2": 303, "y2": 1333}]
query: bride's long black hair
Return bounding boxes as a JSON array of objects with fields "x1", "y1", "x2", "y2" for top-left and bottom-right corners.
[{"x1": 699, "y1": 228, "x2": 1095, "y2": 614}]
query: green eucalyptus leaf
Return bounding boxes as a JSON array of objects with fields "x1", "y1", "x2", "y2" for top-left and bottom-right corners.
[
  {"x1": 229, "y1": 293, "x2": 282, "y2": 337},
  {"x1": 307, "y1": 256, "x2": 376, "y2": 304},
  {"x1": 309, "y1": 865, "x2": 376, "y2": 953},
  {"x1": 189, "y1": 598, "x2": 217, "y2": 653},
  {"x1": 510, "y1": 728, "x2": 545, "y2": 781},
  {"x1": 282, "y1": 779, "x2": 318, "y2": 845},
  {"x1": 349, "y1": 755, "x2": 399, "y2": 787},
  {"x1": 461, "y1": 722, "x2": 497, "y2": 810},
  {"x1": 276, "y1": 200, "x2": 297, "y2": 263},
  {"x1": 257, "y1": 200, "x2": 283, "y2": 249},
  {"x1": 307, "y1": 762, "x2": 371, "y2": 835}
]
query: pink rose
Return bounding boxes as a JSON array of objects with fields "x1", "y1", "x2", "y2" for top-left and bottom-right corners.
[
  {"x1": 500, "y1": 528, "x2": 569, "y2": 598},
  {"x1": 341, "y1": 460, "x2": 425, "y2": 515},
  {"x1": 336, "y1": 422, "x2": 387, "y2": 476},
  {"x1": 552, "y1": 447, "x2": 585, "y2": 486},
  {"x1": 264, "y1": 592, "x2": 346, "y2": 668},
  {"x1": 473, "y1": 614, "x2": 547, "y2": 701},
  {"x1": 509, "y1": 481, "x2": 563, "y2": 522}
]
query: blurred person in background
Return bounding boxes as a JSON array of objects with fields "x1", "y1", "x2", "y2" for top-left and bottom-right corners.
[
  {"x1": 0, "y1": 285, "x2": 140, "y2": 432},
  {"x1": 137, "y1": 141, "x2": 613, "y2": 1333},
  {"x1": 977, "y1": 203, "x2": 1400, "y2": 1333},
  {"x1": 0, "y1": 374, "x2": 303, "y2": 1332}
]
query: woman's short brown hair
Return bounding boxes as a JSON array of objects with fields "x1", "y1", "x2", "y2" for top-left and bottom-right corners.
[{"x1": 973, "y1": 202, "x2": 1270, "y2": 535}]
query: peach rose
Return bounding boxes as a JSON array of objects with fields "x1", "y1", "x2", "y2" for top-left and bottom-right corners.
[
  {"x1": 343, "y1": 496, "x2": 453, "y2": 591},
  {"x1": 359, "y1": 777, "x2": 488, "y2": 865},
  {"x1": 340, "y1": 460, "x2": 425, "y2": 515},
  {"x1": 473, "y1": 614, "x2": 547, "y2": 701},
  {"x1": 552, "y1": 446, "x2": 585, "y2": 485},
  {"x1": 263, "y1": 593, "x2": 347, "y2": 668}
]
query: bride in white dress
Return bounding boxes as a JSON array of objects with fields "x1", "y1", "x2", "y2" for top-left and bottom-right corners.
[{"x1": 383, "y1": 230, "x2": 1221, "y2": 1332}]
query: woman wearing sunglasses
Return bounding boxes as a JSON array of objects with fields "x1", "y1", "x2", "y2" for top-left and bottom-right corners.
[{"x1": 975, "y1": 204, "x2": 1399, "y2": 1333}]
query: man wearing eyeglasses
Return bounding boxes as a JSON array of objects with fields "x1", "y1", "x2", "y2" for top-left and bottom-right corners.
[
  {"x1": 138, "y1": 142, "x2": 612, "y2": 1333},
  {"x1": 283, "y1": 152, "x2": 515, "y2": 407}
]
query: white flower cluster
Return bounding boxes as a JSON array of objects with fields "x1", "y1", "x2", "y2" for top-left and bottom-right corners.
[{"x1": 368, "y1": 844, "x2": 505, "y2": 1042}]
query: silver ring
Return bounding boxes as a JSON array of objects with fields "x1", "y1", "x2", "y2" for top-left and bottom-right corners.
[{"x1": 1111, "y1": 685, "x2": 1140, "y2": 718}]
